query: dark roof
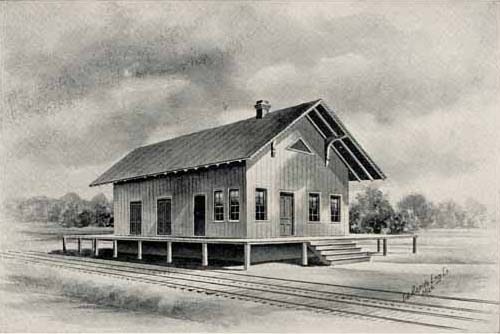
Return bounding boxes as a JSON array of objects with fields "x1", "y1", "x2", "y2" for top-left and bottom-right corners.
[
  {"x1": 90, "y1": 100, "x2": 321, "y2": 186},
  {"x1": 90, "y1": 99, "x2": 386, "y2": 186}
]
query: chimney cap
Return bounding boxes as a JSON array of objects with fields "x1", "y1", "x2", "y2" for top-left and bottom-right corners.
[
  {"x1": 254, "y1": 100, "x2": 271, "y2": 119},
  {"x1": 255, "y1": 99, "x2": 270, "y2": 105}
]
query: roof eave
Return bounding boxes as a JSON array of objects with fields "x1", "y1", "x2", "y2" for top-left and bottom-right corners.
[{"x1": 89, "y1": 157, "x2": 248, "y2": 187}]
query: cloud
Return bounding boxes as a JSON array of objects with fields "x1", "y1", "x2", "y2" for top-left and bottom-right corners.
[{"x1": 0, "y1": 2, "x2": 497, "y2": 208}]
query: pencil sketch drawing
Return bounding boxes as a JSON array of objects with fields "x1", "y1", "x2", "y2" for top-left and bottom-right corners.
[{"x1": 0, "y1": 1, "x2": 498, "y2": 332}]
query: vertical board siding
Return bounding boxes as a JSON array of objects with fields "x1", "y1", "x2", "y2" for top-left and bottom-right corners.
[
  {"x1": 113, "y1": 164, "x2": 246, "y2": 238},
  {"x1": 246, "y1": 117, "x2": 349, "y2": 238}
]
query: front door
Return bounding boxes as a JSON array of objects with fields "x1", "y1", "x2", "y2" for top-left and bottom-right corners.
[
  {"x1": 193, "y1": 195, "x2": 206, "y2": 236},
  {"x1": 280, "y1": 193, "x2": 294, "y2": 236}
]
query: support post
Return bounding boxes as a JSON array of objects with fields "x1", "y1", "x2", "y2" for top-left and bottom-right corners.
[
  {"x1": 383, "y1": 238, "x2": 387, "y2": 256},
  {"x1": 77, "y1": 238, "x2": 82, "y2": 254},
  {"x1": 94, "y1": 239, "x2": 99, "y2": 257},
  {"x1": 412, "y1": 236, "x2": 417, "y2": 254},
  {"x1": 167, "y1": 241, "x2": 172, "y2": 264},
  {"x1": 377, "y1": 239, "x2": 380, "y2": 253},
  {"x1": 244, "y1": 243, "x2": 251, "y2": 270},
  {"x1": 301, "y1": 242, "x2": 308, "y2": 266},
  {"x1": 113, "y1": 240, "x2": 118, "y2": 258},
  {"x1": 91, "y1": 239, "x2": 95, "y2": 255},
  {"x1": 137, "y1": 240, "x2": 142, "y2": 260},
  {"x1": 201, "y1": 243, "x2": 208, "y2": 267},
  {"x1": 62, "y1": 237, "x2": 67, "y2": 253}
]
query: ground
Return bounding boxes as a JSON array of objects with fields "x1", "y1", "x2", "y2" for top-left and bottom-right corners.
[{"x1": 0, "y1": 219, "x2": 498, "y2": 332}]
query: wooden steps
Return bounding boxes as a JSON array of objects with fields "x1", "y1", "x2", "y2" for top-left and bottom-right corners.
[{"x1": 308, "y1": 240, "x2": 372, "y2": 266}]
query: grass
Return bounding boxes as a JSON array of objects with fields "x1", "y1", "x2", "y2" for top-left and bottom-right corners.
[{"x1": 0, "y1": 220, "x2": 498, "y2": 332}]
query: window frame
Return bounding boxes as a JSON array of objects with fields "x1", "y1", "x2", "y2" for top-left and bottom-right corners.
[
  {"x1": 255, "y1": 188, "x2": 268, "y2": 221},
  {"x1": 228, "y1": 188, "x2": 240, "y2": 222},
  {"x1": 129, "y1": 200, "x2": 142, "y2": 235},
  {"x1": 329, "y1": 194, "x2": 342, "y2": 223},
  {"x1": 156, "y1": 196, "x2": 172, "y2": 235},
  {"x1": 308, "y1": 192, "x2": 321, "y2": 223},
  {"x1": 213, "y1": 189, "x2": 225, "y2": 222}
]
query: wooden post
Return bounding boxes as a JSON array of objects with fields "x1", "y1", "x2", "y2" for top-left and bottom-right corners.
[
  {"x1": 91, "y1": 239, "x2": 95, "y2": 255},
  {"x1": 412, "y1": 236, "x2": 417, "y2": 254},
  {"x1": 113, "y1": 240, "x2": 118, "y2": 258},
  {"x1": 77, "y1": 238, "x2": 82, "y2": 254},
  {"x1": 244, "y1": 243, "x2": 251, "y2": 270},
  {"x1": 383, "y1": 238, "x2": 387, "y2": 256},
  {"x1": 377, "y1": 239, "x2": 381, "y2": 253},
  {"x1": 94, "y1": 239, "x2": 99, "y2": 257},
  {"x1": 62, "y1": 237, "x2": 67, "y2": 253},
  {"x1": 167, "y1": 241, "x2": 172, "y2": 264},
  {"x1": 137, "y1": 240, "x2": 142, "y2": 260},
  {"x1": 301, "y1": 242, "x2": 308, "y2": 266},
  {"x1": 201, "y1": 243, "x2": 208, "y2": 267}
]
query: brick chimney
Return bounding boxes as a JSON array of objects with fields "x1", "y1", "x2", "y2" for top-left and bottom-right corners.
[{"x1": 254, "y1": 100, "x2": 271, "y2": 119}]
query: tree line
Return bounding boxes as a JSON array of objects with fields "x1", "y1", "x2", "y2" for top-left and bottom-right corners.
[
  {"x1": 349, "y1": 187, "x2": 492, "y2": 234},
  {"x1": 3, "y1": 192, "x2": 113, "y2": 228}
]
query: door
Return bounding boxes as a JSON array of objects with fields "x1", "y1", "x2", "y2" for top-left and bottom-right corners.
[
  {"x1": 193, "y1": 195, "x2": 206, "y2": 236},
  {"x1": 130, "y1": 201, "x2": 142, "y2": 235},
  {"x1": 157, "y1": 198, "x2": 172, "y2": 235},
  {"x1": 280, "y1": 193, "x2": 294, "y2": 236}
]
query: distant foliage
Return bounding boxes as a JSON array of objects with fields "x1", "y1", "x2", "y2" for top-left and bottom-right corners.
[
  {"x1": 397, "y1": 194, "x2": 434, "y2": 229},
  {"x1": 3, "y1": 192, "x2": 113, "y2": 228},
  {"x1": 349, "y1": 188, "x2": 395, "y2": 234},
  {"x1": 350, "y1": 188, "x2": 491, "y2": 234}
]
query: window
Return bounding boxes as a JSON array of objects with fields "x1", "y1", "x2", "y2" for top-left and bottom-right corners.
[
  {"x1": 308, "y1": 193, "x2": 320, "y2": 222},
  {"x1": 255, "y1": 188, "x2": 267, "y2": 220},
  {"x1": 213, "y1": 190, "x2": 224, "y2": 221},
  {"x1": 130, "y1": 201, "x2": 142, "y2": 235},
  {"x1": 330, "y1": 195, "x2": 341, "y2": 223},
  {"x1": 229, "y1": 189, "x2": 240, "y2": 221},
  {"x1": 157, "y1": 198, "x2": 172, "y2": 235}
]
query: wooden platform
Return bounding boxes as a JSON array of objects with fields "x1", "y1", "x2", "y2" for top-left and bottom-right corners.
[{"x1": 62, "y1": 234, "x2": 417, "y2": 270}]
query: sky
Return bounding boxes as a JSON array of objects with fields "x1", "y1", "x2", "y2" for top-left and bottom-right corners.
[{"x1": 0, "y1": 2, "x2": 498, "y2": 210}]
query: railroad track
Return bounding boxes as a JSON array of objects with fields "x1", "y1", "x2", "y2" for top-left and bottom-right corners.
[{"x1": 1, "y1": 250, "x2": 497, "y2": 331}]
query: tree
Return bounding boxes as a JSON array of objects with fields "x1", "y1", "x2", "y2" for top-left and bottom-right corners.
[
  {"x1": 397, "y1": 193, "x2": 434, "y2": 229},
  {"x1": 77, "y1": 209, "x2": 94, "y2": 228},
  {"x1": 90, "y1": 193, "x2": 111, "y2": 226},
  {"x1": 463, "y1": 198, "x2": 488, "y2": 228},
  {"x1": 350, "y1": 187, "x2": 395, "y2": 234},
  {"x1": 433, "y1": 200, "x2": 466, "y2": 228},
  {"x1": 48, "y1": 201, "x2": 63, "y2": 222},
  {"x1": 60, "y1": 204, "x2": 78, "y2": 227}
]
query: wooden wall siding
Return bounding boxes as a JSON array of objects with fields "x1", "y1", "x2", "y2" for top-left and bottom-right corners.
[
  {"x1": 113, "y1": 164, "x2": 247, "y2": 238},
  {"x1": 246, "y1": 116, "x2": 349, "y2": 238}
]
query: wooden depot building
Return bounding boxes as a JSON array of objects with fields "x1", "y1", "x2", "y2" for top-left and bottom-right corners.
[{"x1": 64, "y1": 99, "x2": 414, "y2": 269}]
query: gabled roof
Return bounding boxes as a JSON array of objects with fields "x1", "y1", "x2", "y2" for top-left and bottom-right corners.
[{"x1": 90, "y1": 99, "x2": 385, "y2": 186}]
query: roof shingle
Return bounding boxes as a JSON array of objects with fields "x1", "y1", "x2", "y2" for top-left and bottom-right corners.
[{"x1": 90, "y1": 100, "x2": 320, "y2": 186}]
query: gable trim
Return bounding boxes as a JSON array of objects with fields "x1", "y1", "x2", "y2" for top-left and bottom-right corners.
[
  {"x1": 324, "y1": 104, "x2": 386, "y2": 179},
  {"x1": 248, "y1": 99, "x2": 322, "y2": 160},
  {"x1": 305, "y1": 103, "x2": 386, "y2": 181}
]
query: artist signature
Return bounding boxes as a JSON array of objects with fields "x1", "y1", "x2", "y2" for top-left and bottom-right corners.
[{"x1": 402, "y1": 267, "x2": 449, "y2": 302}]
